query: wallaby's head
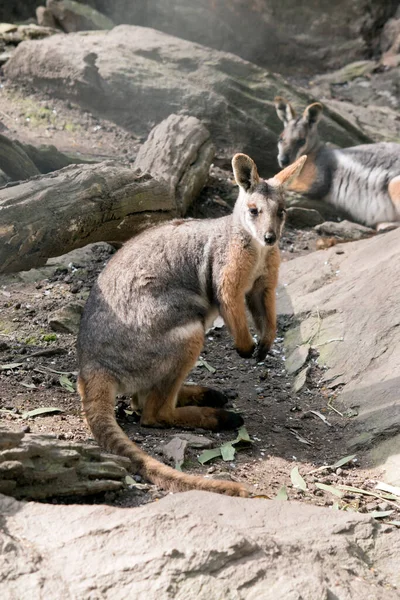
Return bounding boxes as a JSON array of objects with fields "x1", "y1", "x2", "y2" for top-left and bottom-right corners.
[
  {"x1": 274, "y1": 96, "x2": 323, "y2": 168},
  {"x1": 232, "y1": 153, "x2": 307, "y2": 247}
]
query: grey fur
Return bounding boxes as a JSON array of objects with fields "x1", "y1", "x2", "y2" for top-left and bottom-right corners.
[{"x1": 77, "y1": 154, "x2": 301, "y2": 401}]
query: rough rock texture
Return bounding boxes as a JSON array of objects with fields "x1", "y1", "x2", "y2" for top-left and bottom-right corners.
[
  {"x1": 134, "y1": 114, "x2": 215, "y2": 215},
  {"x1": 89, "y1": 0, "x2": 398, "y2": 76},
  {"x1": 1, "y1": 490, "x2": 399, "y2": 599},
  {"x1": 45, "y1": 0, "x2": 114, "y2": 33},
  {"x1": 0, "y1": 115, "x2": 211, "y2": 273},
  {"x1": 315, "y1": 220, "x2": 376, "y2": 240},
  {"x1": 4, "y1": 25, "x2": 371, "y2": 175},
  {"x1": 0, "y1": 161, "x2": 171, "y2": 273},
  {"x1": 321, "y1": 98, "x2": 400, "y2": 144},
  {"x1": 310, "y1": 62, "x2": 400, "y2": 143},
  {"x1": 0, "y1": 428, "x2": 130, "y2": 499},
  {"x1": 0, "y1": 132, "x2": 96, "y2": 182},
  {"x1": 278, "y1": 228, "x2": 400, "y2": 484},
  {"x1": 285, "y1": 207, "x2": 324, "y2": 228},
  {"x1": 48, "y1": 301, "x2": 84, "y2": 334}
]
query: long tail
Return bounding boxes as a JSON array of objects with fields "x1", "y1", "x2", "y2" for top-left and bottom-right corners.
[{"x1": 78, "y1": 373, "x2": 249, "y2": 497}]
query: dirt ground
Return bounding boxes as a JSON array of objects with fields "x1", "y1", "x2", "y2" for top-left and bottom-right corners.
[{"x1": 0, "y1": 79, "x2": 398, "y2": 522}]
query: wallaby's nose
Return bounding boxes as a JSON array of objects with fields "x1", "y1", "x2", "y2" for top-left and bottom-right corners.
[
  {"x1": 279, "y1": 156, "x2": 290, "y2": 167},
  {"x1": 264, "y1": 232, "x2": 276, "y2": 245}
]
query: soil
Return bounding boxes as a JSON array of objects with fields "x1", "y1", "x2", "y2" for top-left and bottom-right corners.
[{"x1": 0, "y1": 78, "x2": 398, "y2": 523}]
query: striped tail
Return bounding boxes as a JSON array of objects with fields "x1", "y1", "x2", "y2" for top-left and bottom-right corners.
[{"x1": 78, "y1": 373, "x2": 249, "y2": 497}]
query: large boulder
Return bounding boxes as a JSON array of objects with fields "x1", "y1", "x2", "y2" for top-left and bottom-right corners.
[
  {"x1": 278, "y1": 228, "x2": 400, "y2": 485},
  {"x1": 90, "y1": 0, "x2": 398, "y2": 76},
  {"x1": 1, "y1": 490, "x2": 399, "y2": 599},
  {"x1": 4, "y1": 25, "x2": 371, "y2": 176}
]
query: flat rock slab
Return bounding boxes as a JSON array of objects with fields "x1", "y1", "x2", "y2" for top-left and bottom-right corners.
[
  {"x1": 1, "y1": 490, "x2": 399, "y2": 599},
  {"x1": 4, "y1": 25, "x2": 370, "y2": 175},
  {"x1": 315, "y1": 220, "x2": 376, "y2": 240},
  {"x1": 278, "y1": 228, "x2": 400, "y2": 483}
]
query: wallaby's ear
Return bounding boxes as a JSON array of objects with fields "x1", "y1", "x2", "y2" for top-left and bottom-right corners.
[
  {"x1": 303, "y1": 102, "x2": 323, "y2": 126},
  {"x1": 274, "y1": 96, "x2": 296, "y2": 125},
  {"x1": 269, "y1": 155, "x2": 307, "y2": 189},
  {"x1": 232, "y1": 153, "x2": 260, "y2": 191}
]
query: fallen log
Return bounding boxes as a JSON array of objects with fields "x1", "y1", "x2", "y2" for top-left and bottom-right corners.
[
  {"x1": 0, "y1": 427, "x2": 130, "y2": 500},
  {"x1": 0, "y1": 161, "x2": 172, "y2": 273},
  {"x1": 0, "y1": 114, "x2": 214, "y2": 273}
]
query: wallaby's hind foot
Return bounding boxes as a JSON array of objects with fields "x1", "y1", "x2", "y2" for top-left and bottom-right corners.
[
  {"x1": 141, "y1": 393, "x2": 243, "y2": 431},
  {"x1": 177, "y1": 384, "x2": 229, "y2": 408},
  {"x1": 79, "y1": 372, "x2": 249, "y2": 496}
]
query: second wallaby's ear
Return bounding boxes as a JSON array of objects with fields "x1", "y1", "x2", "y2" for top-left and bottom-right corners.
[
  {"x1": 269, "y1": 155, "x2": 307, "y2": 189},
  {"x1": 274, "y1": 96, "x2": 296, "y2": 125},
  {"x1": 232, "y1": 153, "x2": 260, "y2": 191},
  {"x1": 303, "y1": 102, "x2": 323, "y2": 126}
]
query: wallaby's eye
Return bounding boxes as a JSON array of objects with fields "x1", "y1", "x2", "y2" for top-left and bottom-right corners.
[
  {"x1": 249, "y1": 207, "x2": 259, "y2": 216},
  {"x1": 278, "y1": 208, "x2": 286, "y2": 219},
  {"x1": 298, "y1": 138, "x2": 306, "y2": 146}
]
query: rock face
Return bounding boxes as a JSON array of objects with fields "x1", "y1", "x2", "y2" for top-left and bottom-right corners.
[
  {"x1": 134, "y1": 113, "x2": 215, "y2": 215},
  {"x1": 44, "y1": 0, "x2": 114, "y2": 32},
  {"x1": 0, "y1": 428, "x2": 130, "y2": 499},
  {"x1": 1, "y1": 490, "x2": 399, "y2": 599},
  {"x1": 4, "y1": 25, "x2": 371, "y2": 175},
  {"x1": 278, "y1": 228, "x2": 400, "y2": 484},
  {"x1": 89, "y1": 0, "x2": 398, "y2": 76},
  {"x1": 0, "y1": 115, "x2": 212, "y2": 273}
]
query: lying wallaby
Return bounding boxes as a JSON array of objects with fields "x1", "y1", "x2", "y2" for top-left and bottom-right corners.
[
  {"x1": 274, "y1": 96, "x2": 400, "y2": 230},
  {"x1": 77, "y1": 153, "x2": 306, "y2": 497}
]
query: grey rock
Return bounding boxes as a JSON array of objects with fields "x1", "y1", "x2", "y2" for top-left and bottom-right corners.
[
  {"x1": 46, "y1": 0, "x2": 114, "y2": 33},
  {"x1": 134, "y1": 114, "x2": 215, "y2": 215},
  {"x1": 160, "y1": 437, "x2": 187, "y2": 469},
  {"x1": 49, "y1": 302, "x2": 84, "y2": 334},
  {"x1": 89, "y1": 0, "x2": 398, "y2": 77},
  {"x1": 174, "y1": 433, "x2": 214, "y2": 449},
  {"x1": 4, "y1": 25, "x2": 370, "y2": 175},
  {"x1": 0, "y1": 490, "x2": 399, "y2": 599},
  {"x1": 0, "y1": 426, "x2": 130, "y2": 499},
  {"x1": 315, "y1": 220, "x2": 376, "y2": 240},
  {"x1": 285, "y1": 344, "x2": 310, "y2": 375},
  {"x1": 293, "y1": 366, "x2": 309, "y2": 393},
  {"x1": 278, "y1": 227, "x2": 400, "y2": 485},
  {"x1": 286, "y1": 207, "x2": 324, "y2": 228}
]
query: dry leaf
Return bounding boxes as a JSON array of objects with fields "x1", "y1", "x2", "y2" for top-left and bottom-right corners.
[{"x1": 290, "y1": 466, "x2": 307, "y2": 491}]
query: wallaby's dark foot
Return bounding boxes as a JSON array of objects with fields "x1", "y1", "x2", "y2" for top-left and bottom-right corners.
[
  {"x1": 214, "y1": 409, "x2": 244, "y2": 431},
  {"x1": 235, "y1": 342, "x2": 256, "y2": 359},
  {"x1": 177, "y1": 385, "x2": 229, "y2": 408},
  {"x1": 254, "y1": 341, "x2": 270, "y2": 363}
]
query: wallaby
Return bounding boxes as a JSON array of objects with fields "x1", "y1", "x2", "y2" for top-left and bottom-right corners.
[
  {"x1": 274, "y1": 96, "x2": 400, "y2": 230},
  {"x1": 77, "y1": 153, "x2": 306, "y2": 497}
]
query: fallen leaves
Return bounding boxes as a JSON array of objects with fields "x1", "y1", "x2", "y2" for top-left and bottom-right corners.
[
  {"x1": 197, "y1": 426, "x2": 251, "y2": 465},
  {"x1": 22, "y1": 406, "x2": 64, "y2": 419}
]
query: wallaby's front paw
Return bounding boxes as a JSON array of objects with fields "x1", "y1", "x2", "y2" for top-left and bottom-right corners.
[
  {"x1": 235, "y1": 342, "x2": 256, "y2": 359},
  {"x1": 254, "y1": 341, "x2": 271, "y2": 362}
]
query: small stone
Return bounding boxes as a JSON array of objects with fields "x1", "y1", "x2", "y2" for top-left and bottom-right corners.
[{"x1": 335, "y1": 468, "x2": 343, "y2": 475}]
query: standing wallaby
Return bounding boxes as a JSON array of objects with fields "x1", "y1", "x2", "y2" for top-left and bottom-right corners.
[
  {"x1": 274, "y1": 96, "x2": 400, "y2": 230},
  {"x1": 77, "y1": 153, "x2": 306, "y2": 497}
]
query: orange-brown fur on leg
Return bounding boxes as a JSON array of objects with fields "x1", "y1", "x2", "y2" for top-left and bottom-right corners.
[
  {"x1": 246, "y1": 245, "x2": 280, "y2": 361},
  {"x1": 79, "y1": 372, "x2": 248, "y2": 496},
  {"x1": 219, "y1": 242, "x2": 257, "y2": 357},
  {"x1": 140, "y1": 328, "x2": 242, "y2": 431},
  {"x1": 176, "y1": 384, "x2": 229, "y2": 408}
]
